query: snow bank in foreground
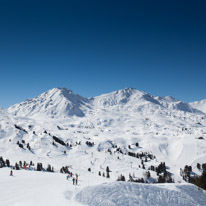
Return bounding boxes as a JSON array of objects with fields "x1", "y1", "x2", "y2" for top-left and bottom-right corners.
[{"x1": 75, "y1": 182, "x2": 206, "y2": 206}]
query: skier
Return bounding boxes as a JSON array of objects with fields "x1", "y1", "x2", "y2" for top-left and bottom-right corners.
[
  {"x1": 72, "y1": 177, "x2": 75, "y2": 185},
  {"x1": 76, "y1": 174, "x2": 78, "y2": 185},
  {"x1": 10, "y1": 170, "x2": 13, "y2": 176}
]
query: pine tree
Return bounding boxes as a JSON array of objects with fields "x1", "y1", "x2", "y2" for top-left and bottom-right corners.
[
  {"x1": 129, "y1": 173, "x2": 133, "y2": 182},
  {"x1": 147, "y1": 171, "x2": 151, "y2": 179},
  {"x1": 0, "y1": 157, "x2": 5, "y2": 168},
  {"x1": 19, "y1": 161, "x2": 22, "y2": 168},
  {"x1": 37, "y1": 163, "x2": 43, "y2": 171},
  {"x1": 117, "y1": 174, "x2": 125, "y2": 181},
  {"x1": 202, "y1": 163, "x2": 206, "y2": 171},
  {"x1": 15, "y1": 163, "x2": 20, "y2": 170},
  {"x1": 27, "y1": 143, "x2": 30, "y2": 150},
  {"x1": 47, "y1": 164, "x2": 52, "y2": 172},
  {"x1": 197, "y1": 163, "x2": 201, "y2": 170},
  {"x1": 158, "y1": 175, "x2": 165, "y2": 183},
  {"x1": 6, "y1": 159, "x2": 10, "y2": 167},
  {"x1": 198, "y1": 171, "x2": 206, "y2": 190}
]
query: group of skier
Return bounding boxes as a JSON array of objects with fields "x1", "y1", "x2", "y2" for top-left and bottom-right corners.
[
  {"x1": 10, "y1": 168, "x2": 79, "y2": 185},
  {"x1": 66, "y1": 171, "x2": 78, "y2": 185}
]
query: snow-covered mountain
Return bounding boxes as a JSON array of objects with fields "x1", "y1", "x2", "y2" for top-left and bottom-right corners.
[
  {"x1": 190, "y1": 99, "x2": 206, "y2": 114},
  {"x1": 1, "y1": 87, "x2": 206, "y2": 205},
  {"x1": 3, "y1": 87, "x2": 206, "y2": 169},
  {"x1": 8, "y1": 88, "x2": 91, "y2": 118},
  {"x1": 155, "y1": 95, "x2": 203, "y2": 114},
  {"x1": 8, "y1": 87, "x2": 203, "y2": 119},
  {"x1": 93, "y1": 88, "x2": 203, "y2": 118}
]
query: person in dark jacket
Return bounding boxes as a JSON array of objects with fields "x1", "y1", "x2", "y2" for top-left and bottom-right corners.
[
  {"x1": 76, "y1": 174, "x2": 78, "y2": 185},
  {"x1": 72, "y1": 177, "x2": 75, "y2": 185}
]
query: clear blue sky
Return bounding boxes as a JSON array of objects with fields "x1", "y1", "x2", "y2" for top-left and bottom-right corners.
[{"x1": 0, "y1": 0, "x2": 206, "y2": 108}]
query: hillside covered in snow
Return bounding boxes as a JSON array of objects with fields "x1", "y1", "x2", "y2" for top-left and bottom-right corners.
[
  {"x1": 0, "y1": 168, "x2": 206, "y2": 206},
  {"x1": 1, "y1": 87, "x2": 206, "y2": 205}
]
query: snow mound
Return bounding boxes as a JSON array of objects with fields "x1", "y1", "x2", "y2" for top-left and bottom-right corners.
[{"x1": 75, "y1": 182, "x2": 206, "y2": 206}]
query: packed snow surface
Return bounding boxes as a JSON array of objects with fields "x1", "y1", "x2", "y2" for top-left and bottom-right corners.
[{"x1": 0, "y1": 168, "x2": 206, "y2": 206}]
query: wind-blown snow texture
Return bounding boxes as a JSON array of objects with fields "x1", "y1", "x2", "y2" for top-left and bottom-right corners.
[
  {"x1": 1, "y1": 87, "x2": 206, "y2": 205},
  {"x1": 76, "y1": 182, "x2": 206, "y2": 206}
]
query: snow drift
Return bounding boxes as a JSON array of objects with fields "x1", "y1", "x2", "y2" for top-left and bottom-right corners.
[{"x1": 76, "y1": 181, "x2": 206, "y2": 206}]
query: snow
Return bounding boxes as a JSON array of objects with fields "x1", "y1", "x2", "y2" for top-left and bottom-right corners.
[
  {"x1": 1, "y1": 87, "x2": 206, "y2": 205},
  {"x1": 190, "y1": 99, "x2": 206, "y2": 114},
  {"x1": 0, "y1": 168, "x2": 206, "y2": 206},
  {"x1": 8, "y1": 88, "x2": 90, "y2": 118},
  {"x1": 2, "y1": 88, "x2": 206, "y2": 174},
  {"x1": 1, "y1": 88, "x2": 206, "y2": 175},
  {"x1": 76, "y1": 182, "x2": 206, "y2": 206},
  {"x1": 0, "y1": 168, "x2": 76, "y2": 206}
]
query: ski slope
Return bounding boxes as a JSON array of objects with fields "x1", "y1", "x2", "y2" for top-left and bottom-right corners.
[{"x1": 0, "y1": 168, "x2": 206, "y2": 206}]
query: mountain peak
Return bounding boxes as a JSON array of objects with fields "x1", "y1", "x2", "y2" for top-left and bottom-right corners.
[
  {"x1": 164, "y1": 96, "x2": 179, "y2": 102},
  {"x1": 44, "y1": 87, "x2": 73, "y2": 97},
  {"x1": 118, "y1": 87, "x2": 146, "y2": 95},
  {"x1": 93, "y1": 87, "x2": 158, "y2": 108},
  {"x1": 8, "y1": 87, "x2": 90, "y2": 118},
  {"x1": 7, "y1": 87, "x2": 205, "y2": 119}
]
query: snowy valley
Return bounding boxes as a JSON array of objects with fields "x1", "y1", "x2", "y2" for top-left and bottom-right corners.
[{"x1": 1, "y1": 87, "x2": 206, "y2": 205}]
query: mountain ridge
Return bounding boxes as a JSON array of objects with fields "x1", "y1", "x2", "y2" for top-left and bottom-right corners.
[
  {"x1": 189, "y1": 99, "x2": 206, "y2": 113},
  {"x1": 1, "y1": 87, "x2": 206, "y2": 194},
  {"x1": 7, "y1": 87, "x2": 205, "y2": 118}
]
